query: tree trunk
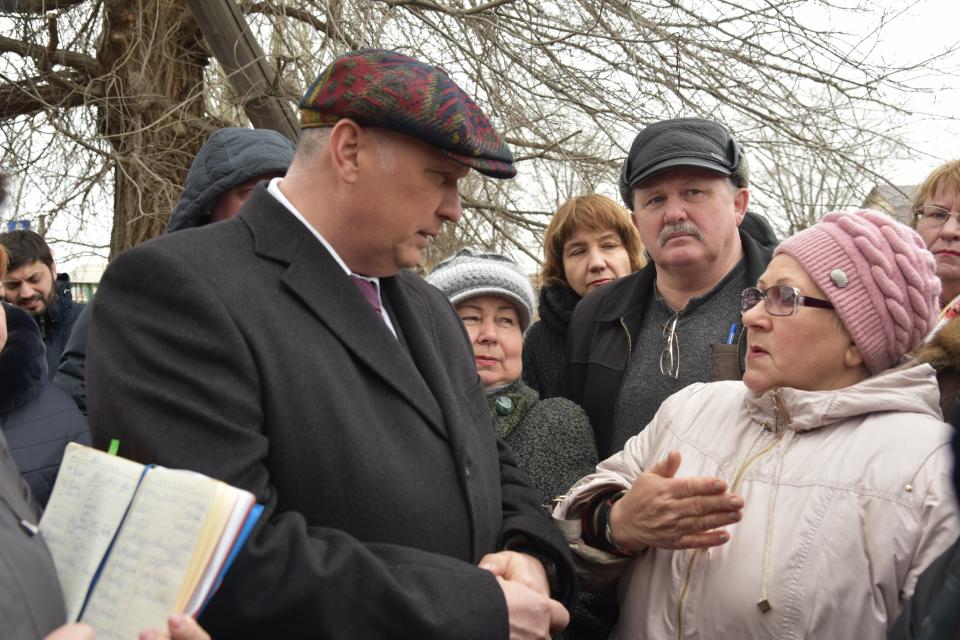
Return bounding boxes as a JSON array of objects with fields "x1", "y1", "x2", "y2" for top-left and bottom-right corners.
[{"x1": 97, "y1": 0, "x2": 209, "y2": 258}]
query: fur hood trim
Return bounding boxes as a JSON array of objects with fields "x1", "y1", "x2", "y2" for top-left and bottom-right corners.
[{"x1": 0, "y1": 303, "x2": 47, "y2": 413}]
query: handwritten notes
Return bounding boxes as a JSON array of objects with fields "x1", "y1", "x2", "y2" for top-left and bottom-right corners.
[
  {"x1": 39, "y1": 443, "x2": 259, "y2": 638},
  {"x1": 40, "y1": 444, "x2": 144, "y2": 621},
  {"x1": 79, "y1": 469, "x2": 219, "y2": 640}
]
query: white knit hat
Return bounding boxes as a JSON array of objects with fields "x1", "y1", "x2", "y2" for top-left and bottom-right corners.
[{"x1": 426, "y1": 249, "x2": 536, "y2": 331}]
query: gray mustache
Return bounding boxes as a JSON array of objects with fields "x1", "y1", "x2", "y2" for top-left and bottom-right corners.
[{"x1": 659, "y1": 223, "x2": 703, "y2": 246}]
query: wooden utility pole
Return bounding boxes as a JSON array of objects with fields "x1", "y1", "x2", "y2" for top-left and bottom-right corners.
[{"x1": 184, "y1": 0, "x2": 299, "y2": 141}]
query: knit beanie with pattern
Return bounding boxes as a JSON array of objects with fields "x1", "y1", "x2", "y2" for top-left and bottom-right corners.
[
  {"x1": 774, "y1": 209, "x2": 940, "y2": 374},
  {"x1": 426, "y1": 249, "x2": 536, "y2": 332}
]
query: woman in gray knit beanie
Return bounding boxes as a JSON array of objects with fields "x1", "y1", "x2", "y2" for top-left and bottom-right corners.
[
  {"x1": 429, "y1": 249, "x2": 610, "y2": 640},
  {"x1": 427, "y1": 249, "x2": 597, "y2": 503}
]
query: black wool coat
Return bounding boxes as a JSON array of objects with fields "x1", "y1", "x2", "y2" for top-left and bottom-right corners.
[{"x1": 87, "y1": 186, "x2": 575, "y2": 639}]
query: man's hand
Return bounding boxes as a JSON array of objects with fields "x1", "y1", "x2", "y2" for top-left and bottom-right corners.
[
  {"x1": 609, "y1": 450, "x2": 743, "y2": 551},
  {"x1": 497, "y1": 577, "x2": 570, "y2": 639},
  {"x1": 481, "y1": 551, "x2": 569, "y2": 638},
  {"x1": 479, "y1": 550, "x2": 549, "y2": 596},
  {"x1": 43, "y1": 624, "x2": 95, "y2": 640},
  {"x1": 138, "y1": 614, "x2": 211, "y2": 640}
]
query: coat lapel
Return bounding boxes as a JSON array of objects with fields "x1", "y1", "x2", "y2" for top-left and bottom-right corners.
[
  {"x1": 239, "y1": 188, "x2": 447, "y2": 439},
  {"x1": 383, "y1": 275, "x2": 474, "y2": 454}
]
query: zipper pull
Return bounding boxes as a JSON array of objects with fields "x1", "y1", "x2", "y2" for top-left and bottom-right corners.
[{"x1": 20, "y1": 519, "x2": 39, "y2": 535}]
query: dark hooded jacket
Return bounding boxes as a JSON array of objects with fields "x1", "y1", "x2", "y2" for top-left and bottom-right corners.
[
  {"x1": 37, "y1": 273, "x2": 84, "y2": 381},
  {"x1": 1, "y1": 303, "x2": 89, "y2": 506},
  {"x1": 165, "y1": 127, "x2": 296, "y2": 232},
  {"x1": 54, "y1": 128, "x2": 295, "y2": 413},
  {"x1": 739, "y1": 210, "x2": 779, "y2": 250}
]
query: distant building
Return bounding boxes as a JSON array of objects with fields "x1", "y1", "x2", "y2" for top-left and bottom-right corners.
[
  {"x1": 69, "y1": 262, "x2": 106, "y2": 303},
  {"x1": 862, "y1": 184, "x2": 917, "y2": 226}
]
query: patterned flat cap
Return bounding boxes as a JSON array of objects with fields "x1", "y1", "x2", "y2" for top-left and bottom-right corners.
[{"x1": 300, "y1": 48, "x2": 516, "y2": 179}]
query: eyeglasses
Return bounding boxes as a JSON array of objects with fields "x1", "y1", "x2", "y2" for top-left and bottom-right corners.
[
  {"x1": 659, "y1": 314, "x2": 680, "y2": 379},
  {"x1": 741, "y1": 286, "x2": 834, "y2": 316},
  {"x1": 915, "y1": 205, "x2": 960, "y2": 229}
]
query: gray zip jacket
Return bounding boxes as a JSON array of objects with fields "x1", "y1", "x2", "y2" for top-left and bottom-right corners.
[{"x1": 555, "y1": 361, "x2": 959, "y2": 640}]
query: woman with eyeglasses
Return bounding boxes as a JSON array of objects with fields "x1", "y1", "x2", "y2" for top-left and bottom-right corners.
[
  {"x1": 552, "y1": 209, "x2": 958, "y2": 639},
  {"x1": 912, "y1": 160, "x2": 960, "y2": 417}
]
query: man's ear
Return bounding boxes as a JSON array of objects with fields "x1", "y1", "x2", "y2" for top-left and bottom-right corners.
[
  {"x1": 733, "y1": 188, "x2": 749, "y2": 225},
  {"x1": 327, "y1": 119, "x2": 363, "y2": 184}
]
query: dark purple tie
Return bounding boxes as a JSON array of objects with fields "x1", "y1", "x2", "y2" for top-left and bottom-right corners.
[{"x1": 351, "y1": 275, "x2": 382, "y2": 314}]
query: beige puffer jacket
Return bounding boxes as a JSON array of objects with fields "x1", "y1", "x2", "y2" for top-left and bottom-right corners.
[{"x1": 554, "y1": 361, "x2": 959, "y2": 640}]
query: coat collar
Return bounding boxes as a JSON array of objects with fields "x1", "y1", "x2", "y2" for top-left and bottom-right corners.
[
  {"x1": 744, "y1": 359, "x2": 942, "y2": 433},
  {"x1": 536, "y1": 283, "x2": 580, "y2": 337},
  {"x1": 239, "y1": 187, "x2": 447, "y2": 439}
]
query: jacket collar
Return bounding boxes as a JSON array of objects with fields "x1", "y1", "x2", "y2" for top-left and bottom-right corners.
[
  {"x1": 486, "y1": 379, "x2": 538, "y2": 439},
  {"x1": 239, "y1": 187, "x2": 447, "y2": 439},
  {"x1": 744, "y1": 359, "x2": 942, "y2": 433},
  {"x1": 35, "y1": 274, "x2": 73, "y2": 335}
]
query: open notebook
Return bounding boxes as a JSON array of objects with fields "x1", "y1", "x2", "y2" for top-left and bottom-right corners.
[{"x1": 39, "y1": 442, "x2": 263, "y2": 640}]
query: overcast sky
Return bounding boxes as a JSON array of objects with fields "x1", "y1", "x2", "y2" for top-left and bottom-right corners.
[
  {"x1": 879, "y1": 0, "x2": 960, "y2": 184},
  {"x1": 45, "y1": 0, "x2": 960, "y2": 273}
]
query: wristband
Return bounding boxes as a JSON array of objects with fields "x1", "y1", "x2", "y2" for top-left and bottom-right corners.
[
  {"x1": 602, "y1": 490, "x2": 633, "y2": 556},
  {"x1": 581, "y1": 488, "x2": 633, "y2": 556}
]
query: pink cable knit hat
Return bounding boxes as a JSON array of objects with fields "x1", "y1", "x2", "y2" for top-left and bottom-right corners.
[{"x1": 774, "y1": 209, "x2": 940, "y2": 374}]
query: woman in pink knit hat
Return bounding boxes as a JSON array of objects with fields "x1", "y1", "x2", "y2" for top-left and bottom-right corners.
[{"x1": 553, "y1": 209, "x2": 958, "y2": 640}]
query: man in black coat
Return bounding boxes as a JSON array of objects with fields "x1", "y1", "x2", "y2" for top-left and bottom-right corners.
[{"x1": 87, "y1": 49, "x2": 574, "y2": 639}]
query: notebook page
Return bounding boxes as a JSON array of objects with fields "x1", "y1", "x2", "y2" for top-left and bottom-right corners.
[
  {"x1": 39, "y1": 443, "x2": 145, "y2": 622},
  {"x1": 174, "y1": 481, "x2": 238, "y2": 612},
  {"x1": 79, "y1": 468, "x2": 218, "y2": 640},
  {"x1": 183, "y1": 486, "x2": 255, "y2": 614}
]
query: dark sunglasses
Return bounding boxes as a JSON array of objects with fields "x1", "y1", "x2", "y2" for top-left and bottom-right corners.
[{"x1": 741, "y1": 286, "x2": 834, "y2": 317}]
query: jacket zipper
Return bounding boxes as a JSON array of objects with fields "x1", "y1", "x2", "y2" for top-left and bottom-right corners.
[
  {"x1": 607, "y1": 316, "x2": 633, "y2": 446},
  {"x1": 675, "y1": 417, "x2": 786, "y2": 639}
]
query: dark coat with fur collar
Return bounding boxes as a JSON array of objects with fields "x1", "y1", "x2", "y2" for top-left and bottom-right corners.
[
  {"x1": 916, "y1": 315, "x2": 960, "y2": 418},
  {"x1": 0, "y1": 303, "x2": 89, "y2": 506}
]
